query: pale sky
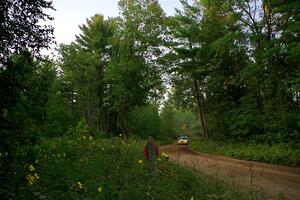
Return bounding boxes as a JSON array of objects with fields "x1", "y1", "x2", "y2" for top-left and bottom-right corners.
[{"x1": 50, "y1": 0, "x2": 185, "y2": 45}]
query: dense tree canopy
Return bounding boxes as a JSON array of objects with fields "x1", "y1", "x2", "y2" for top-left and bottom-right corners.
[
  {"x1": 166, "y1": 0, "x2": 300, "y2": 143},
  {"x1": 0, "y1": 0, "x2": 54, "y2": 63},
  {"x1": 1, "y1": 0, "x2": 298, "y2": 145},
  {"x1": 0, "y1": 1, "x2": 55, "y2": 196},
  {"x1": 50, "y1": 0, "x2": 300, "y2": 143}
]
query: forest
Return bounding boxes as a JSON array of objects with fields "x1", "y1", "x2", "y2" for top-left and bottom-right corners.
[{"x1": 0, "y1": 0, "x2": 299, "y2": 199}]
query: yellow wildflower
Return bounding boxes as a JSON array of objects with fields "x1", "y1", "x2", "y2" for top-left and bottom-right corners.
[
  {"x1": 89, "y1": 136, "x2": 93, "y2": 141},
  {"x1": 82, "y1": 136, "x2": 87, "y2": 140},
  {"x1": 34, "y1": 173, "x2": 40, "y2": 180},
  {"x1": 158, "y1": 158, "x2": 162, "y2": 161},
  {"x1": 162, "y1": 152, "x2": 169, "y2": 158},
  {"x1": 138, "y1": 159, "x2": 143, "y2": 164},
  {"x1": 190, "y1": 196, "x2": 194, "y2": 200},
  {"x1": 77, "y1": 181, "x2": 83, "y2": 189},
  {"x1": 26, "y1": 174, "x2": 37, "y2": 186},
  {"x1": 29, "y1": 164, "x2": 35, "y2": 171},
  {"x1": 97, "y1": 186, "x2": 103, "y2": 192}
]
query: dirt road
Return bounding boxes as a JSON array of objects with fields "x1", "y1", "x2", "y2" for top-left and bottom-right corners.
[{"x1": 161, "y1": 144, "x2": 300, "y2": 200}]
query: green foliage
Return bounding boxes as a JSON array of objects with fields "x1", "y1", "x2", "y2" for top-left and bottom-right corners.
[
  {"x1": 104, "y1": 52, "x2": 148, "y2": 135},
  {"x1": 59, "y1": 14, "x2": 116, "y2": 132},
  {"x1": 0, "y1": 51, "x2": 56, "y2": 147},
  {"x1": 46, "y1": 94, "x2": 72, "y2": 137},
  {"x1": 166, "y1": 0, "x2": 300, "y2": 144},
  {"x1": 1, "y1": 136, "x2": 266, "y2": 199},
  {"x1": 160, "y1": 98, "x2": 198, "y2": 142},
  {"x1": 160, "y1": 100, "x2": 176, "y2": 142},
  {"x1": 174, "y1": 110, "x2": 196, "y2": 132},
  {"x1": 0, "y1": 0, "x2": 54, "y2": 63},
  {"x1": 128, "y1": 104, "x2": 161, "y2": 138},
  {"x1": 102, "y1": 0, "x2": 167, "y2": 136},
  {"x1": 190, "y1": 139, "x2": 300, "y2": 166},
  {"x1": 44, "y1": 74, "x2": 78, "y2": 138},
  {"x1": 167, "y1": 0, "x2": 210, "y2": 138},
  {"x1": 58, "y1": 3, "x2": 167, "y2": 136},
  {"x1": 0, "y1": 52, "x2": 58, "y2": 198}
]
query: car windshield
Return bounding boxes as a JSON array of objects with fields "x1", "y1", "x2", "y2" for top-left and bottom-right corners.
[{"x1": 179, "y1": 136, "x2": 188, "y2": 139}]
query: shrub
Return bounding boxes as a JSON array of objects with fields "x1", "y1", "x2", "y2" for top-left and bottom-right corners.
[{"x1": 190, "y1": 139, "x2": 300, "y2": 166}]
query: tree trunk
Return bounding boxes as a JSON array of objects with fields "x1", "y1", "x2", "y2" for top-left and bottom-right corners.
[{"x1": 193, "y1": 73, "x2": 209, "y2": 138}]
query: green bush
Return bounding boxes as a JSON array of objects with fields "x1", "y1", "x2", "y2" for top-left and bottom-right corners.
[{"x1": 190, "y1": 139, "x2": 300, "y2": 166}]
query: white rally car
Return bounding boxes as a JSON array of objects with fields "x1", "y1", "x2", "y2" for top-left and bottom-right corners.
[{"x1": 177, "y1": 135, "x2": 188, "y2": 145}]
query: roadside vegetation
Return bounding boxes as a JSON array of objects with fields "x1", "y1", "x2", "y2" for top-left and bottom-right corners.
[
  {"x1": 190, "y1": 139, "x2": 300, "y2": 167},
  {"x1": 2, "y1": 134, "x2": 266, "y2": 200}
]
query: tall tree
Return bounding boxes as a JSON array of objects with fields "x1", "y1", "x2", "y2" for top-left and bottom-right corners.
[
  {"x1": 0, "y1": 52, "x2": 57, "y2": 198},
  {"x1": 199, "y1": 0, "x2": 248, "y2": 139},
  {"x1": 46, "y1": 75, "x2": 72, "y2": 137},
  {"x1": 0, "y1": 0, "x2": 54, "y2": 63},
  {"x1": 167, "y1": 0, "x2": 210, "y2": 138},
  {"x1": 104, "y1": 0, "x2": 167, "y2": 136},
  {"x1": 168, "y1": 0, "x2": 248, "y2": 139},
  {"x1": 118, "y1": 0, "x2": 167, "y2": 103},
  {"x1": 59, "y1": 14, "x2": 115, "y2": 131},
  {"x1": 0, "y1": 1, "x2": 54, "y2": 196},
  {"x1": 232, "y1": 0, "x2": 300, "y2": 141}
]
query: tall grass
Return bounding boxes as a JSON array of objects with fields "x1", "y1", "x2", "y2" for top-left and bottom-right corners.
[
  {"x1": 190, "y1": 139, "x2": 300, "y2": 166},
  {"x1": 3, "y1": 136, "x2": 266, "y2": 199}
]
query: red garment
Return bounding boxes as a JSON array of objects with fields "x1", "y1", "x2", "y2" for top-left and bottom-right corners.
[{"x1": 144, "y1": 142, "x2": 159, "y2": 160}]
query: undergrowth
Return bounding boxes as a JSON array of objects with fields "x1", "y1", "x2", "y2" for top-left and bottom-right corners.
[
  {"x1": 190, "y1": 139, "x2": 300, "y2": 166},
  {"x1": 1, "y1": 136, "x2": 266, "y2": 199}
]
